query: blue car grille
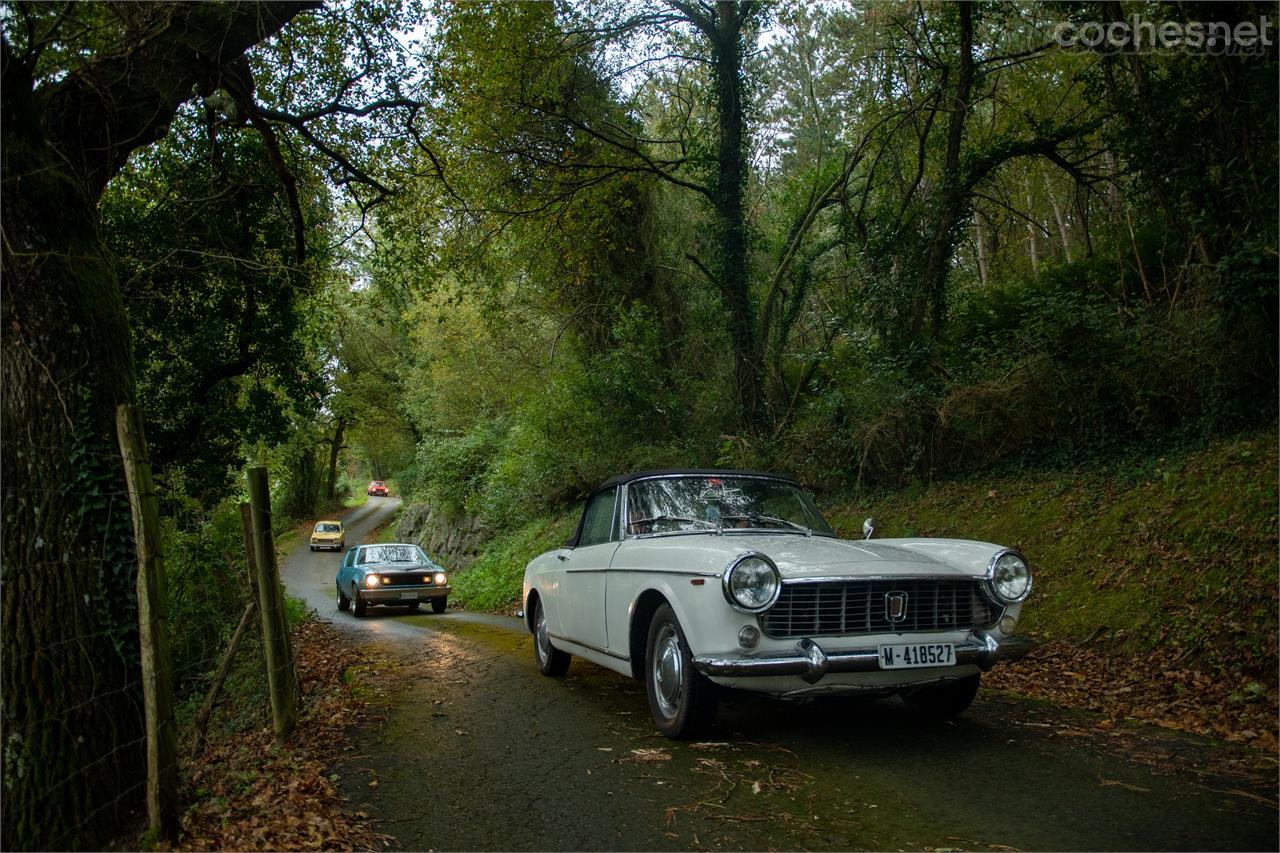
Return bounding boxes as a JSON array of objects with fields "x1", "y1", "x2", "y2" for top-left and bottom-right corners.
[{"x1": 760, "y1": 578, "x2": 1001, "y2": 639}]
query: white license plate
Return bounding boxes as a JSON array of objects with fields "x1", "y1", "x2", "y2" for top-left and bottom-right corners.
[
  {"x1": 878, "y1": 642, "x2": 955, "y2": 669},
  {"x1": 398, "y1": 591, "x2": 419, "y2": 600}
]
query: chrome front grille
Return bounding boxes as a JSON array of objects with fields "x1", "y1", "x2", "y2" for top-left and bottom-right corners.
[{"x1": 760, "y1": 578, "x2": 1001, "y2": 639}]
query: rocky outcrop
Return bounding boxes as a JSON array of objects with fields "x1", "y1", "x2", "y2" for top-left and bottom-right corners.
[{"x1": 395, "y1": 502, "x2": 491, "y2": 570}]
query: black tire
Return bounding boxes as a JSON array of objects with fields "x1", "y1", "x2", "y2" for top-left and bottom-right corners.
[
  {"x1": 309, "y1": 545, "x2": 316, "y2": 552},
  {"x1": 902, "y1": 674, "x2": 981, "y2": 719},
  {"x1": 337, "y1": 586, "x2": 350, "y2": 612},
  {"x1": 532, "y1": 597, "x2": 570, "y2": 676},
  {"x1": 352, "y1": 584, "x2": 367, "y2": 617},
  {"x1": 645, "y1": 604, "x2": 718, "y2": 739},
  {"x1": 431, "y1": 597, "x2": 447, "y2": 614}
]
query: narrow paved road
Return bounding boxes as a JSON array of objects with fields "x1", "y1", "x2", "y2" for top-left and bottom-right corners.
[{"x1": 282, "y1": 499, "x2": 1278, "y2": 851}]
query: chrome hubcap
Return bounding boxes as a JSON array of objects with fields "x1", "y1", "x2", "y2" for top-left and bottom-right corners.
[
  {"x1": 652, "y1": 623, "x2": 683, "y2": 718},
  {"x1": 535, "y1": 605, "x2": 550, "y2": 663}
]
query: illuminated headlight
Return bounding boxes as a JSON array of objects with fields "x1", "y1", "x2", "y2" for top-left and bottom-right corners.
[
  {"x1": 434, "y1": 572, "x2": 447, "y2": 585},
  {"x1": 721, "y1": 552, "x2": 781, "y2": 613},
  {"x1": 986, "y1": 550, "x2": 1032, "y2": 604},
  {"x1": 366, "y1": 574, "x2": 381, "y2": 589}
]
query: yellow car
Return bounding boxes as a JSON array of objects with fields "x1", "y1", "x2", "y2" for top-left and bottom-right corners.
[{"x1": 310, "y1": 520, "x2": 345, "y2": 552}]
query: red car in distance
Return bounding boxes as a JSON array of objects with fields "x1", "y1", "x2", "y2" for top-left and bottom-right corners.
[{"x1": 367, "y1": 480, "x2": 389, "y2": 497}]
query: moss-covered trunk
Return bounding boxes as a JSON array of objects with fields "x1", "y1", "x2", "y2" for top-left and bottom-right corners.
[{"x1": 1, "y1": 120, "x2": 145, "y2": 851}]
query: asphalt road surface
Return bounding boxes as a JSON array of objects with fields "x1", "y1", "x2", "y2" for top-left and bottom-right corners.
[{"x1": 282, "y1": 497, "x2": 1278, "y2": 851}]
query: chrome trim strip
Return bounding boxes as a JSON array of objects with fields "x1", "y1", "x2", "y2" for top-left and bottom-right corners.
[
  {"x1": 548, "y1": 632, "x2": 629, "y2": 662},
  {"x1": 692, "y1": 632, "x2": 1034, "y2": 681},
  {"x1": 607, "y1": 568, "x2": 721, "y2": 577},
  {"x1": 780, "y1": 573, "x2": 975, "y2": 584}
]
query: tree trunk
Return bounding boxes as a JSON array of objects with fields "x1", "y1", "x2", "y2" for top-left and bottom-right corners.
[
  {"x1": 1048, "y1": 182, "x2": 1073, "y2": 263},
  {"x1": 1, "y1": 111, "x2": 146, "y2": 853},
  {"x1": 975, "y1": 209, "x2": 990, "y2": 286},
  {"x1": 914, "y1": 0, "x2": 975, "y2": 340},
  {"x1": 1026, "y1": 184, "x2": 1041, "y2": 274},
  {"x1": 709, "y1": 1, "x2": 761, "y2": 426},
  {"x1": 0, "y1": 5, "x2": 313, "y2": 847},
  {"x1": 326, "y1": 416, "x2": 347, "y2": 500}
]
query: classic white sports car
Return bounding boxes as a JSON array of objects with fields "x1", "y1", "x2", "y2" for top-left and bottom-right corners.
[{"x1": 523, "y1": 470, "x2": 1033, "y2": 737}]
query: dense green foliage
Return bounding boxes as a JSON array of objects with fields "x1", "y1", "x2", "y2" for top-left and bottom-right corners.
[{"x1": 360, "y1": 1, "x2": 1276, "y2": 524}]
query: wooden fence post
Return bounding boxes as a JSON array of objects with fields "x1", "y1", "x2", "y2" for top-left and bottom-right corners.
[
  {"x1": 191, "y1": 601, "x2": 256, "y2": 752},
  {"x1": 115, "y1": 404, "x2": 178, "y2": 841},
  {"x1": 239, "y1": 502, "x2": 262, "y2": 610},
  {"x1": 245, "y1": 467, "x2": 299, "y2": 745}
]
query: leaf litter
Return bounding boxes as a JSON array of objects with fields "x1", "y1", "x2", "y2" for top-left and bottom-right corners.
[{"x1": 166, "y1": 620, "x2": 392, "y2": 851}]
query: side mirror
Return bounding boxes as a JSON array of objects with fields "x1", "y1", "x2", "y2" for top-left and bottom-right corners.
[{"x1": 862, "y1": 517, "x2": 877, "y2": 540}]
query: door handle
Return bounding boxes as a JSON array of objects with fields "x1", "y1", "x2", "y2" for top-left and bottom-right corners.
[{"x1": 556, "y1": 553, "x2": 569, "y2": 562}]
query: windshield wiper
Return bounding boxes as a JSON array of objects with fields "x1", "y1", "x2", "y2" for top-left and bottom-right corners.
[
  {"x1": 723, "y1": 514, "x2": 812, "y2": 536},
  {"x1": 635, "y1": 514, "x2": 721, "y2": 534}
]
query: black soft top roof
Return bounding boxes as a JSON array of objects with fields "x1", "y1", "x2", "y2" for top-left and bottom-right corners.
[{"x1": 592, "y1": 468, "x2": 798, "y2": 493}]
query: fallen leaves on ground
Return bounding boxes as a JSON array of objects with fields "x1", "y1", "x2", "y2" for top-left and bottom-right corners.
[
  {"x1": 985, "y1": 638, "x2": 1278, "y2": 753},
  {"x1": 173, "y1": 621, "x2": 392, "y2": 851},
  {"x1": 621, "y1": 747, "x2": 673, "y2": 763}
]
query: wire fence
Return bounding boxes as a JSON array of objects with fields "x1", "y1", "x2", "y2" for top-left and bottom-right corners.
[{"x1": 3, "y1": 456, "x2": 291, "y2": 849}]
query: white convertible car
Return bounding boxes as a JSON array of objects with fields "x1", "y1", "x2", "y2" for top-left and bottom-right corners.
[{"x1": 523, "y1": 470, "x2": 1033, "y2": 738}]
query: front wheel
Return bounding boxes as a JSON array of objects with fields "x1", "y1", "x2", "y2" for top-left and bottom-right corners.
[
  {"x1": 352, "y1": 584, "x2": 367, "y2": 617},
  {"x1": 337, "y1": 586, "x2": 350, "y2": 611},
  {"x1": 645, "y1": 604, "x2": 718, "y2": 739},
  {"x1": 902, "y1": 674, "x2": 980, "y2": 719},
  {"x1": 532, "y1": 598, "x2": 570, "y2": 676},
  {"x1": 431, "y1": 597, "x2": 447, "y2": 614}
]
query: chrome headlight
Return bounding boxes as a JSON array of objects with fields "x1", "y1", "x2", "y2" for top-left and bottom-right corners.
[
  {"x1": 721, "y1": 552, "x2": 781, "y2": 613},
  {"x1": 365, "y1": 574, "x2": 381, "y2": 589},
  {"x1": 986, "y1": 549, "x2": 1032, "y2": 604}
]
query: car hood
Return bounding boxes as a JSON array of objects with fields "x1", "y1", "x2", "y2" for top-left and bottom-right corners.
[
  {"x1": 313, "y1": 531, "x2": 342, "y2": 539},
  {"x1": 614, "y1": 533, "x2": 1003, "y2": 579},
  {"x1": 357, "y1": 561, "x2": 435, "y2": 573}
]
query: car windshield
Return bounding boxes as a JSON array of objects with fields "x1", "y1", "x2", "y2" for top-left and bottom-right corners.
[
  {"x1": 358, "y1": 544, "x2": 427, "y2": 565},
  {"x1": 626, "y1": 476, "x2": 833, "y2": 537},
  {"x1": 315, "y1": 523, "x2": 341, "y2": 533}
]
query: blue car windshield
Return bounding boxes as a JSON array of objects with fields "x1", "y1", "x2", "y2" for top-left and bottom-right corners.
[
  {"x1": 626, "y1": 476, "x2": 833, "y2": 537},
  {"x1": 359, "y1": 544, "x2": 428, "y2": 565}
]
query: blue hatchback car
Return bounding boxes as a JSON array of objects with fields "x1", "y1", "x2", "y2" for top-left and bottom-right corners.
[{"x1": 337, "y1": 543, "x2": 450, "y2": 616}]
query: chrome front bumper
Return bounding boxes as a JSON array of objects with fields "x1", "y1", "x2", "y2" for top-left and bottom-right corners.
[
  {"x1": 361, "y1": 586, "x2": 449, "y2": 604},
  {"x1": 692, "y1": 632, "x2": 1034, "y2": 684}
]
